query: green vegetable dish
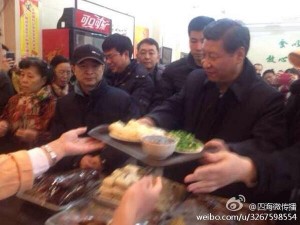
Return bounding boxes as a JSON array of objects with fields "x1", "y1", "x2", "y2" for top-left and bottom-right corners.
[{"x1": 169, "y1": 130, "x2": 203, "y2": 152}]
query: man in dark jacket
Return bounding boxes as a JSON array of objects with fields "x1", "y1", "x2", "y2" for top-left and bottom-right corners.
[
  {"x1": 140, "y1": 19, "x2": 287, "y2": 202},
  {"x1": 159, "y1": 16, "x2": 215, "y2": 99},
  {"x1": 193, "y1": 79, "x2": 300, "y2": 212},
  {"x1": 102, "y1": 33, "x2": 154, "y2": 115},
  {"x1": 136, "y1": 38, "x2": 165, "y2": 109},
  {"x1": 50, "y1": 44, "x2": 139, "y2": 172}
]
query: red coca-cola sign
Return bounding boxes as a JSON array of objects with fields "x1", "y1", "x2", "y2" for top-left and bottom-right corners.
[{"x1": 75, "y1": 9, "x2": 111, "y2": 35}]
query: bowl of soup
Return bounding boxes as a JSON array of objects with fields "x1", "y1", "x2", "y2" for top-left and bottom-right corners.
[{"x1": 141, "y1": 135, "x2": 177, "y2": 160}]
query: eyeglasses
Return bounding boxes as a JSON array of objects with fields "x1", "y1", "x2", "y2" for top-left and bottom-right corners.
[
  {"x1": 56, "y1": 70, "x2": 72, "y2": 76},
  {"x1": 103, "y1": 52, "x2": 120, "y2": 61}
]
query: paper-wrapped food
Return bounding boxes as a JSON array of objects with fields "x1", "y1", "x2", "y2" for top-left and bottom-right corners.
[{"x1": 26, "y1": 169, "x2": 100, "y2": 206}]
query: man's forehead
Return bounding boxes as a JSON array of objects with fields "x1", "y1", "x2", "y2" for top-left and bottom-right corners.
[
  {"x1": 189, "y1": 31, "x2": 204, "y2": 38},
  {"x1": 202, "y1": 39, "x2": 223, "y2": 50},
  {"x1": 139, "y1": 43, "x2": 157, "y2": 50}
]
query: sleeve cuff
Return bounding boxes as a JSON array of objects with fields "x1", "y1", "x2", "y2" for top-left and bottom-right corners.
[{"x1": 28, "y1": 147, "x2": 50, "y2": 177}]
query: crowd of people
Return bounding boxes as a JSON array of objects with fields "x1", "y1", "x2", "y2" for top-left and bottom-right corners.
[{"x1": 0, "y1": 16, "x2": 300, "y2": 224}]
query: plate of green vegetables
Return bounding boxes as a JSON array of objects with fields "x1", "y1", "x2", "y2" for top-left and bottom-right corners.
[{"x1": 168, "y1": 130, "x2": 204, "y2": 154}]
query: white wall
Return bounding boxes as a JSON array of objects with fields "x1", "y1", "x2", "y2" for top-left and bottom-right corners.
[
  {"x1": 40, "y1": 0, "x2": 74, "y2": 29},
  {"x1": 248, "y1": 24, "x2": 300, "y2": 72}
]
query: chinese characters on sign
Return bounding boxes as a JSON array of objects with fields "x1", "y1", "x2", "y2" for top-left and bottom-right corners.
[
  {"x1": 75, "y1": 9, "x2": 111, "y2": 35},
  {"x1": 265, "y1": 38, "x2": 300, "y2": 64},
  {"x1": 19, "y1": 0, "x2": 39, "y2": 57}
]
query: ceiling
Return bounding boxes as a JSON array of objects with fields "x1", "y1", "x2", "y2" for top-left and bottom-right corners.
[{"x1": 93, "y1": 0, "x2": 300, "y2": 25}]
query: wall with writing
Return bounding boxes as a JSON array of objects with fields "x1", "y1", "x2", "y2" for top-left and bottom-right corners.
[{"x1": 247, "y1": 24, "x2": 300, "y2": 72}]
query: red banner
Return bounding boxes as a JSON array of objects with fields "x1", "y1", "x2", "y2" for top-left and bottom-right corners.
[{"x1": 75, "y1": 9, "x2": 111, "y2": 35}]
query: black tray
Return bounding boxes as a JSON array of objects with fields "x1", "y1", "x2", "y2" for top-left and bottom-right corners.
[{"x1": 88, "y1": 125, "x2": 203, "y2": 167}]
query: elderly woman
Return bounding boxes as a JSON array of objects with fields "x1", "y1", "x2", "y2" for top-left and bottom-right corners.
[
  {"x1": 49, "y1": 55, "x2": 73, "y2": 98},
  {"x1": 0, "y1": 57, "x2": 56, "y2": 152}
]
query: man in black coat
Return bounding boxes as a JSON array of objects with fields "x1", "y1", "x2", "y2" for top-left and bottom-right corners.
[
  {"x1": 192, "y1": 79, "x2": 300, "y2": 215},
  {"x1": 158, "y1": 16, "x2": 215, "y2": 99},
  {"x1": 140, "y1": 19, "x2": 287, "y2": 202},
  {"x1": 102, "y1": 33, "x2": 154, "y2": 115},
  {"x1": 50, "y1": 44, "x2": 139, "y2": 173}
]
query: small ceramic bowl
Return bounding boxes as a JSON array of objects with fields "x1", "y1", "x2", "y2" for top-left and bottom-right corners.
[{"x1": 141, "y1": 135, "x2": 177, "y2": 160}]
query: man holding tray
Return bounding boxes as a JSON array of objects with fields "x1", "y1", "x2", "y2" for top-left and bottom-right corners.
[{"x1": 140, "y1": 18, "x2": 287, "y2": 203}]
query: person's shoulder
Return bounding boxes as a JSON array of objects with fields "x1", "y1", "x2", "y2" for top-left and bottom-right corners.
[
  {"x1": 187, "y1": 69, "x2": 206, "y2": 82},
  {"x1": 56, "y1": 92, "x2": 76, "y2": 105},
  {"x1": 133, "y1": 63, "x2": 151, "y2": 80},
  {"x1": 252, "y1": 75, "x2": 280, "y2": 96},
  {"x1": 164, "y1": 58, "x2": 187, "y2": 72}
]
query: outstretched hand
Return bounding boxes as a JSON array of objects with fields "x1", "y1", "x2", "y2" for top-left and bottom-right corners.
[{"x1": 48, "y1": 127, "x2": 105, "y2": 161}]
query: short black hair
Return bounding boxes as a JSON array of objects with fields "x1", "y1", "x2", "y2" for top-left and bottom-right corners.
[
  {"x1": 262, "y1": 69, "x2": 275, "y2": 78},
  {"x1": 102, "y1": 33, "x2": 133, "y2": 58},
  {"x1": 203, "y1": 18, "x2": 250, "y2": 54},
  {"x1": 188, "y1": 16, "x2": 215, "y2": 35},
  {"x1": 19, "y1": 57, "x2": 52, "y2": 84},
  {"x1": 137, "y1": 38, "x2": 160, "y2": 52},
  {"x1": 50, "y1": 55, "x2": 70, "y2": 68},
  {"x1": 285, "y1": 68, "x2": 300, "y2": 76}
]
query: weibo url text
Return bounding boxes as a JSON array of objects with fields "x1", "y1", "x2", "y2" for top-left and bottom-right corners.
[{"x1": 196, "y1": 213, "x2": 297, "y2": 221}]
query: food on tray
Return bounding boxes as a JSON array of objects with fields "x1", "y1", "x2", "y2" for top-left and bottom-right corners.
[
  {"x1": 98, "y1": 165, "x2": 186, "y2": 212},
  {"x1": 24, "y1": 169, "x2": 100, "y2": 206},
  {"x1": 99, "y1": 165, "x2": 141, "y2": 200},
  {"x1": 169, "y1": 130, "x2": 203, "y2": 152},
  {"x1": 108, "y1": 120, "x2": 165, "y2": 142},
  {"x1": 78, "y1": 219, "x2": 106, "y2": 225}
]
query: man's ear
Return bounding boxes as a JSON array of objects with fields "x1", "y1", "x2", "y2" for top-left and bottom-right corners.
[
  {"x1": 235, "y1": 47, "x2": 246, "y2": 64},
  {"x1": 42, "y1": 76, "x2": 47, "y2": 86},
  {"x1": 71, "y1": 65, "x2": 76, "y2": 74},
  {"x1": 123, "y1": 50, "x2": 130, "y2": 58}
]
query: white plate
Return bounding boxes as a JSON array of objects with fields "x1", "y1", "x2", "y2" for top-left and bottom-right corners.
[
  {"x1": 175, "y1": 147, "x2": 203, "y2": 154},
  {"x1": 109, "y1": 132, "x2": 141, "y2": 143}
]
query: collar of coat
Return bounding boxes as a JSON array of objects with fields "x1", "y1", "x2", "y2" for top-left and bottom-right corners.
[
  {"x1": 202, "y1": 58, "x2": 259, "y2": 102},
  {"x1": 74, "y1": 79, "x2": 108, "y2": 97}
]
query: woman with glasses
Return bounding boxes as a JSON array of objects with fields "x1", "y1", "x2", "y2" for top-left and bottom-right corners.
[{"x1": 49, "y1": 55, "x2": 73, "y2": 98}]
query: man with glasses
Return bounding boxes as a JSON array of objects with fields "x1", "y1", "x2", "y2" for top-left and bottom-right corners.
[
  {"x1": 50, "y1": 44, "x2": 139, "y2": 173},
  {"x1": 102, "y1": 33, "x2": 154, "y2": 115}
]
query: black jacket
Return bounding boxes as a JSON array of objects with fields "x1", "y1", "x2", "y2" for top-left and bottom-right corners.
[
  {"x1": 104, "y1": 60, "x2": 154, "y2": 115},
  {"x1": 250, "y1": 80, "x2": 300, "y2": 203},
  {"x1": 159, "y1": 53, "x2": 201, "y2": 99},
  {"x1": 147, "y1": 58, "x2": 287, "y2": 202},
  {"x1": 50, "y1": 80, "x2": 139, "y2": 172}
]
